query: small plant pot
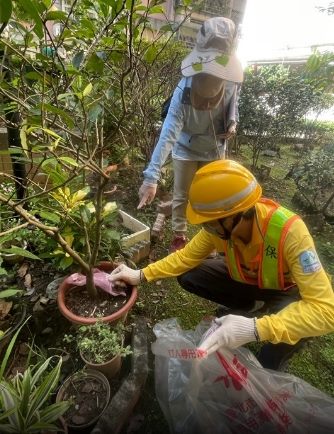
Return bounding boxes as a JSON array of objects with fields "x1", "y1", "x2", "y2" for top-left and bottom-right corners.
[
  {"x1": 80, "y1": 350, "x2": 122, "y2": 380},
  {"x1": 0, "y1": 304, "x2": 27, "y2": 356},
  {"x1": 56, "y1": 369, "x2": 111, "y2": 432},
  {"x1": 57, "y1": 261, "x2": 137, "y2": 325}
]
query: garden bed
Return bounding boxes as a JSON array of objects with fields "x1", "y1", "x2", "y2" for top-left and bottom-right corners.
[{"x1": 1, "y1": 154, "x2": 334, "y2": 433}]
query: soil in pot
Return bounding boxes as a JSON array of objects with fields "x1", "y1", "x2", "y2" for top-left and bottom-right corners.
[
  {"x1": 65, "y1": 286, "x2": 132, "y2": 318},
  {"x1": 57, "y1": 369, "x2": 111, "y2": 432}
]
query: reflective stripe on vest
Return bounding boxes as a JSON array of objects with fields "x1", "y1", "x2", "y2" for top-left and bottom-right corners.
[{"x1": 224, "y1": 203, "x2": 300, "y2": 289}]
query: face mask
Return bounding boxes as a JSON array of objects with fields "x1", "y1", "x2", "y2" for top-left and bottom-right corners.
[{"x1": 204, "y1": 213, "x2": 243, "y2": 240}]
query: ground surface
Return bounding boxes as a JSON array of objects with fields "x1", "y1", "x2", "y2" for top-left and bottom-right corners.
[{"x1": 2, "y1": 146, "x2": 334, "y2": 433}]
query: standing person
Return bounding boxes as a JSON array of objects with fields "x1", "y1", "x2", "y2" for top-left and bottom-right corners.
[
  {"x1": 138, "y1": 16, "x2": 243, "y2": 253},
  {"x1": 110, "y1": 160, "x2": 334, "y2": 370}
]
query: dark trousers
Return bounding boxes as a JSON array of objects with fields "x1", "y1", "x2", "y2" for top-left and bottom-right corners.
[{"x1": 177, "y1": 258, "x2": 303, "y2": 370}]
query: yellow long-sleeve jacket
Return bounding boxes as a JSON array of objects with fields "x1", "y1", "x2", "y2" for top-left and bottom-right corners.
[{"x1": 142, "y1": 202, "x2": 334, "y2": 345}]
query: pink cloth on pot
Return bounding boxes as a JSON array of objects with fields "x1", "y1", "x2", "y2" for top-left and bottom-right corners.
[{"x1": 65, "y1": 269, "x2": 126, "y2": 296}]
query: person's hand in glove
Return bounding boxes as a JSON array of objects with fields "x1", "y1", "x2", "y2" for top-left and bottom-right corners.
[
  {"x1": 108, "y1": 263, "x2": 145, "y2": 286},
  {"x1": 198, "y1": 315, "x2": 258, "y2": 356},
  {"x1": 217, "y1": 122, "x2": 237, "y2": 140},
  {"x1": 137, "y1": 181, "x2": 157, "y2": 209}
]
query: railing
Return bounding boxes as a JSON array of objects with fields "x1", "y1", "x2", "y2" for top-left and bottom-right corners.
[{"x1": 192, "y1": 0, "x2": 233, "y2": 17}]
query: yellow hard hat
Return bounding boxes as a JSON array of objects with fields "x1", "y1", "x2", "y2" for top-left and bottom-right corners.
[{"x1": 186, "y1": 160, "x2": 262, "y2": 225}]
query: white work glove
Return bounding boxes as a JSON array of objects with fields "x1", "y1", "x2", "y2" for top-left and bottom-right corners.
[
  {"x1": 218, "y1": 122, "x2": 237, "y2": 140},
  {"x1": 108, "y1": 263, "x2": 141, "y2": 286},
  {"x1": 137, "y1": 181, "x2": 157, "y2": 209},
  {"x1": 198, "y1": 315, "x2": 257, "y2": 356}
]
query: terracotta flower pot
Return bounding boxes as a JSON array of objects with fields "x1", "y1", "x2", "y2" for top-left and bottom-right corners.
[
  {"x1": 57, "y1": 261, "x2": 137, "y2": 325},
  {"x1": 80, "y1": 350, "x2": 122, "y2": 380},
  {"x1": 56, "y1": 369, "x2": 111, "y2": 432}
]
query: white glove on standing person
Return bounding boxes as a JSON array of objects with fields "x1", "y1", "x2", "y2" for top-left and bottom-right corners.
[
  {"x1": 198, "y1": 315, "x2": 258, "y2": 356},
  {"x1": 108, "y1": 263, "x2": 142, "y2": 286},
  {"x1": 217, "y1": 122, "x2": 237, "y2": 140},
  {"x1": 137, "y1": 181, "x2": 157, "y2": 209}
]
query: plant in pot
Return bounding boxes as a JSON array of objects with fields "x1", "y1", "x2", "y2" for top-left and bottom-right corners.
[
  {"x1": 65, "y1": 320, "x2": 132, "y2": 380},
  {"x1": 0, "y1": 356, "x2": 70, "y2": 434}
]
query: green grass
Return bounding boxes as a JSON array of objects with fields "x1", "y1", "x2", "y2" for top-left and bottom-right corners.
[{"x1": 286, "y1": 334, "x2": 334, "y2": 397}]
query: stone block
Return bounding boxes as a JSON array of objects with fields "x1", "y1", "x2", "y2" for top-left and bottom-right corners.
[{"x1": 91, "y1": 317, "x2": 148, "y2": 434}]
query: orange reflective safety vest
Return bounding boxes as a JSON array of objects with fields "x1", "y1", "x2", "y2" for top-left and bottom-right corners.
[{"x1": 224, "y1": 198, "x2": 301, "y2": 290}]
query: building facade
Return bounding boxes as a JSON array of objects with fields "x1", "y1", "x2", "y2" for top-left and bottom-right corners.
[{"x1": 144, "y1": 0, "x2": 247, "y2": 47}]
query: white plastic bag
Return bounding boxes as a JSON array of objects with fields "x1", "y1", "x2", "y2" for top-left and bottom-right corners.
[{"x1": 152, "y1": 318, "x2": 334, "y2": 434}]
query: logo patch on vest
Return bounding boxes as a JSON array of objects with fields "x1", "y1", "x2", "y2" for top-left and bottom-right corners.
[{"x1": 299, "y1": 250, "x2": 321, "y2": 274}]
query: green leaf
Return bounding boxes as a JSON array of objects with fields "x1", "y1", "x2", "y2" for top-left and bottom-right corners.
[
  {"x1": 191, "y1": 62, "x2": 203, "y2": 72},
  {"x1": 0, "y1": 408, "x2": 15, "y2": 423},
  {"x1": 79, "y1": 205, "x2": 91, "y2": 224},
  {"x1": 19, "y1": 125, "x2": 28, "y2": 155},
  {"x1": 72, "y1": 51, "x2": 85, "y2": 69},
  {"x1": 58, "y1": 156, "x2": 79, "y2": 167},
  {"x1": 0, "y1": 0, "x2": 12, "y2": 24},
  {"x1": 0, "y1": 317, "x2": 30, "y2": 380},
  {"x1": 19, "y1": 369, "x2": 32, "y2": 419},
  {"x1": 45, "y1": 10, "x2": 67, "y2": 21},
  {"x1": 148, "y1": 5, "x2": 164, "y2": 14},
  {"x1": 0, "y1": 148, "x2": 25, "y2": 156},
  {"x1": 39, "y1": 211, "x2": 60, "y2": 224},
  {"x1": 1, "y1": 247, "x2": 41, "y2": 260},
  {"x1": 41, "y1": 157, "x2": 58, "y2": 169},
  {"x1": 0, "y1": 267, "x2": 8, "y2": 276},
  {"x1": 59, "y1": 255, "x2": 73, "y2": 270},
  {"x1": 16, "y1": 0, "x2": 43, "y2": 39},
  {"x1": 0, "y1": 289, "x2": 22, "y2": 298},
  {"x1": 88, "y1": 104, "x2": 103, "y2": 122},
  {"x1": 37, "y1": 401, "x2": 70, "y2": 424},
  {"x1": 104, "y1": 229, "x2": 121, "y2": 240},
  {"x1": 0, "y1": 382, "x2": 19, "y2": 428},
  {"x1": 26, "y1": 358, "x2": 61, "y2": 423},
  {"x1": 125, "y1": 0, "x2": 133, "y2": 9},
  {"x1": 86, "y1": 53, "x2": 104, "y2": 74},
  {"x1": 24, "y1": 71, "x2": 43, "y2": 81},
  {"x1": 159, "y1": 23, "x2": 173, "y2": 33},
  {"x1": 42, "y1": 103, "x2": 75, "y2": 129},
  {"x1": 144, "y1": 45, "x2": 157, "y2": 63},
  {"x1": 57, "y1": 92, "x2": 74, "y2": 100},
  {"x1": 82, "y1": 83, "x2": 93, "y2": 97},
  {"x1": 215, "y1": 54, "x2": 229, "y2": 66}
]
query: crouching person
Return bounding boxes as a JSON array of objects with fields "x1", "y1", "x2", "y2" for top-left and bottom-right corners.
[{"x1": 109, "y1": 160, "x2": 334, "y2": 370}]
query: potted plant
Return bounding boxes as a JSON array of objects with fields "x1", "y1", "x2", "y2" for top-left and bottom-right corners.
[
  {"x1": 56, "y1": 369, "x2": 110, "y2": 432},
  {"x1": 65, "y1": 320, "x2": 132, "y2": 380},
  {"x1": 0, "y1": 355, "x2": 70, "y2": 434}
]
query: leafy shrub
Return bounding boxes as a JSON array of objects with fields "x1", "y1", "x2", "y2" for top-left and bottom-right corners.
[
  {"x1": 0, "y1": 356, "x2": 70, "y2": 434},
  {"x1": 287, "y1": 144, "x2": 334, "y2": 216},
  {"x1": 238, "y1": 65, "x2": 330, "y2": 167}
]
